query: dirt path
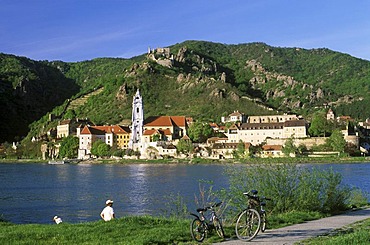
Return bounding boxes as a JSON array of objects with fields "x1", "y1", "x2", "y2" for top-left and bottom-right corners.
[{"x1": 214, "y1": 207, "x2": 370, "y2": 245}]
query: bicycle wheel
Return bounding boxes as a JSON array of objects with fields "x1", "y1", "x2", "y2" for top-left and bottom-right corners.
[
  {"x1": 213, "y1": 216, "x2": 225, "y2": 238},
  {"x1": 235, "y1": 209, "x2": 261, "y2": 241},
  {"x1": 261, "y1": 212, "x2": 267, "y2": 232},
  {"x1": 190, "y1": 218, "x2": 206, "y2": 242}
]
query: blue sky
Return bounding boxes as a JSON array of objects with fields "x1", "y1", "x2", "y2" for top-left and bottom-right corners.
[{"x1": 1, "y1": 0, "x2": 370, "y2": 62}]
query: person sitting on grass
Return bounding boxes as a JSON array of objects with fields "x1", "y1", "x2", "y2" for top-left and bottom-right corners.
[
  {"x1": 53, "y1": 215, "x2": 62, "y2": 224},
  {"x1": 100, "y1": 199, "x2": 115, "y2": 221}
]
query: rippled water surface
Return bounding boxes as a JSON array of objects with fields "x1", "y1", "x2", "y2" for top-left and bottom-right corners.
[
  {"x1": 0, "y1": 162, "x2": 369, "y2": 224},
  {"x1": 0, "y1": 163, "x2": 229, "y2": 224}
]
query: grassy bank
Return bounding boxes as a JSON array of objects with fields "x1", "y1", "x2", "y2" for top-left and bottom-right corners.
[
  {"x1": 1, "y1": 156, "x2": 369, "y2": 165},
  {"x1": 75, "y1": 156, "x2": 370, "y2": 165},
  {"x1": 0, "y1": 216, "x2": 194, "y2": 245},
  {"x1": 303, "y1": 218, "x2": 370, "y2": 245},
  {"x1": 0, "y1": 211, "x2": 330, "y2": 245}
]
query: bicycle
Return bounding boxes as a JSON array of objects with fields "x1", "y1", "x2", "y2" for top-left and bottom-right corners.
[
  {"x1": 235, "y1": 190, "x2": 272, "y2": 241},
  {"x1": 190, "y1": 201, "x2": 225, "y2": 242}
]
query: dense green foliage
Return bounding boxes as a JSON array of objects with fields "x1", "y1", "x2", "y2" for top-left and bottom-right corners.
[
  {"x1": 309, "y1": 111, "x2": 332, "y2": 137},
  {"x1": 326, "y1": 129, "x2": 347, "y2": 153},
  {"x1": 282, "y1": 136, "x2": 298, "y2": 156},
  {"x1": 1, "y1": 40, "x2": 370, "y2": 143},
  {"x1": 220, "y1": 163, "x2": 362, "y2": 218},
  {"x1": 59, "y1": 136, "x2": 79, "y2": 159},
  {"x1": 188, "y1": 122, "x2": 214, "y2": 143},
  {"x1": 0, "y1": 54, "x2": 80, "y2": 142},
  {"x1": 90, "y1": 140, "x2": 111, "y2": 157},
  {"x1": 176, "y1": 139, "x2": 194, "y2": 154}
]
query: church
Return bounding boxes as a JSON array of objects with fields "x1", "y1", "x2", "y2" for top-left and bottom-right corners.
[
  {"x1": 77, "y1": 89, "x2": 189, "y2": 159},
  {"x1": 128, "y1": 90, "x2": 190, "y2": 158}
]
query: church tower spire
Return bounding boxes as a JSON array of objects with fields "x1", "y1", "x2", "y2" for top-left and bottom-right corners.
[{"x1": 129, "y1": 89, "x2": 144, "y2": 149}]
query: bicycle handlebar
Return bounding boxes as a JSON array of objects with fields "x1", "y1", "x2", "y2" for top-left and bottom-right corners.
[
  {"x1": 206, "y1": 201, "x2": 222, "y2": 210},
  {"x1": 196, "y1": 201, "x2": 222, "y2": 213},
  {"x1": 243, "y1": 191, "x2": 272, "y2": 201}
]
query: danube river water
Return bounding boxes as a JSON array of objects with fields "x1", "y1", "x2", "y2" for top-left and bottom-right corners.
[{"x1": 0, "y1": 162, "x2": 369, "y2": 224}]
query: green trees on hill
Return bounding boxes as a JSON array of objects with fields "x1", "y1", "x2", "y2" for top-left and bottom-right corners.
[
  {"x1": 176, "y1": 139, "x2": 194, "y2": 154},
  {"x1": 90, "y1": 140, "x2": 111, "y2": 158},
  {"x1": 309, "y1": 111, "x2": 332, "y2": 137},
  {"x1": 326, "y1": 129, "x2": 347, "y2": 153},
  {"x1": 59, "y1": 136, "x2": 79, "y2": 159},
  {"x1": 1, "y1": 40, "x2": 370, "y2": 143},
  {"x1": 188, "y1": 122, "x2": 214, "y2": 143}
]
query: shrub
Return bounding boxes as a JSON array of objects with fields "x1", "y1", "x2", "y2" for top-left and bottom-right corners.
[{"x1": 220, "y1": 163, "x2": 354, "y2": 218}]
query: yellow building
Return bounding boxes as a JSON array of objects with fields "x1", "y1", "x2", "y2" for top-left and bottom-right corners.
[{"x1": 114, "y1": 126, "x2": 131, "y2": 149}]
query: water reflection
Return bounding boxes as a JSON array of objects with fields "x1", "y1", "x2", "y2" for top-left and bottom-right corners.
[{"x1": 125, "y1": 164, "x2": 150, "y2": 214}]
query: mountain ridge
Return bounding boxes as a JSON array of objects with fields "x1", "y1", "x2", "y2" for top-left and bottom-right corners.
[{"x1": 1, "y1": 40, "x2": 369, "y2": 143}]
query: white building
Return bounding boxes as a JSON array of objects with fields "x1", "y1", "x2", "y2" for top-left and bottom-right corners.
[
  {"x1": 225, "y1": 119, "x2": 307, "y2": 146},
  {"x1": 326, "y1": 109, "x2": 335, "y2": 121},
  {"x1": 221, "y1": 110, "x2": 246, "y2": 123},
  {"x1": 247, "y1": 114, "x2": 299, "y2": 123},
  {"x1": 129, "y1": 90, "x2": 144, "y2": 149},
  {"x1": 236, "y1": 122, "x2": 284, "y2": 145},
  {"x1": 283, "y1": 120, "x2": 307, "y2": 138}
]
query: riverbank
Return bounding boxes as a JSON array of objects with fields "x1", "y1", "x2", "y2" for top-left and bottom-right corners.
[
  {"x1": 1, "y1": 156, "x2": 370, "y2": 165},
  {"x1": 2, "y1": 208, "x2": 370, "y2": 245},
  {"x1": 0, "y1": 216, "x2": 194, "y2": 245}
]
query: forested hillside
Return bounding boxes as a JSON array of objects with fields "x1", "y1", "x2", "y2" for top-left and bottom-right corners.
[
  {"x1": 1, "y1": 41, "x2": 369, "y2": 143},
  {"x1": 0, "y1": 54, "x2": 80, "y2": 142}
]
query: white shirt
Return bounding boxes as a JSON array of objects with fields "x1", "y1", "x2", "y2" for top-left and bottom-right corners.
[
  {"x1": 54, "y1": 217, "x2": 62, "y2": 224},
  {"x1": 100, "y1": 206, "x2": 114, "y2": 221}
]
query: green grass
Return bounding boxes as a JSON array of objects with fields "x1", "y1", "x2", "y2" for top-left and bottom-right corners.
[
  {"x1": 0, "y1": 211, "x2": 330, "y2": 244},
  {"x1": 268, "y1": 211, "x2": 324, "y2": 229},
  {"x1": 1, "y1": 212, "x2": 367, "y2": 244},
  {"x1": 0, "y1": 216, "x2": 225, "y2": 245},
  {"x1": 303, "y1": 218, "x2": 370, "y2": 245}
]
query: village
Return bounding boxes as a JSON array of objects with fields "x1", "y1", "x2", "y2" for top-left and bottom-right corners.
[{"x1": 34, "y1": 89, "x2": 369, "y2": 161}]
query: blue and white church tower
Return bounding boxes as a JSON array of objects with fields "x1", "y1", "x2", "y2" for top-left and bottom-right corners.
[{"x1": 129, "y1": 89, "x2": 144, "y2": 149}]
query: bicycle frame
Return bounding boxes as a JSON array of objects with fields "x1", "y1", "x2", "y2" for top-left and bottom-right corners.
[
  {"x1": 235, "y1": 190, "x2": 271, "y2": 241},
  {"x1": 190, "y1": 202, "x2": 224, "y2": 242},
  {"x1": 190, "y1": 203, "x2": 220, "y2": 225}
]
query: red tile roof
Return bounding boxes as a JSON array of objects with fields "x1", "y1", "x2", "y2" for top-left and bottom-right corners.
[
  {"x1": 59, "y1": 119, "x2": 71, "y2": 125},
  {"x1": 143, "y1": 129, "x2": 172, "y2": 136},
  {"x1": 229, "y1": 111, "x2": 242, "y2": 116},
  {"x1": 186, "y1": 117, "x2": 194, "y2": 124},
  {"x1": 181, "y1": 134, "x2": 191, "y2": 140},
  {"x1": 262, "y1": 145, "x2": 282, "y2": 151},
  {"x1": 170, "y1": 116, "x2": 187, "y2": 127},
  {"x1": 161, "y1": 129, "x2": 172, "y2": 135},
  {"x1": 284, "y1": 120, "x2": 306, "y2": 127},
  {"x1": 143, "y1": 129, "x2": 160, "y2": 136},
  {"x1": 80, "y1": 125, "x2": 130, "y2": 135},
  {"x1": 144, "y1": 116, "x2": 187, "y2": 127}
]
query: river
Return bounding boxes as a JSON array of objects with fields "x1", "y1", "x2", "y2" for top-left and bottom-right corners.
[{"x1": 0, "y1": 162, "x2": 369, "y2": 224}]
